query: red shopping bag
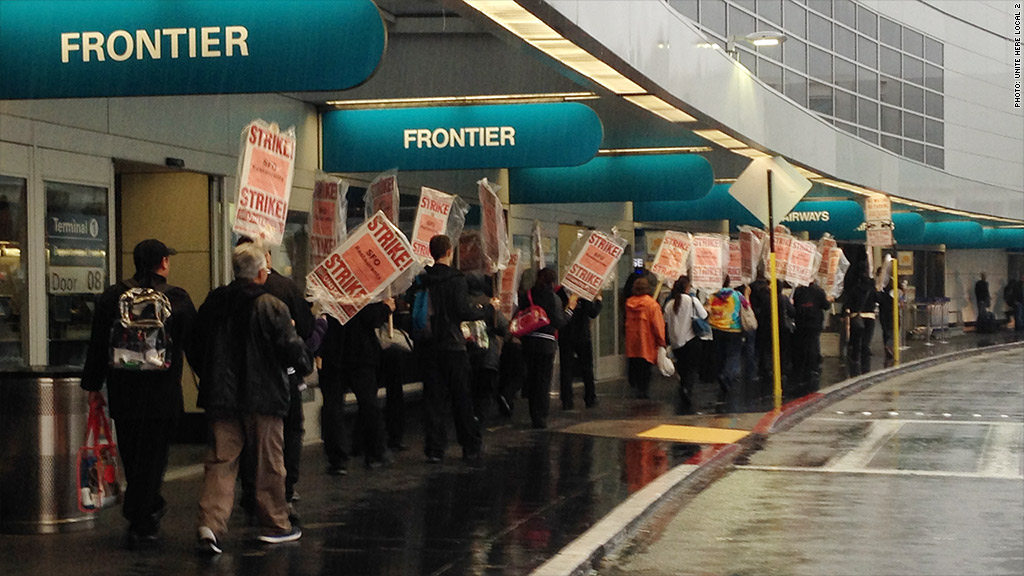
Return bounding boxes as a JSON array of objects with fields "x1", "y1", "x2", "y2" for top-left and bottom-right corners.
[{"x1": 77, "y1": 396, "x2": 124, "y2": 513}]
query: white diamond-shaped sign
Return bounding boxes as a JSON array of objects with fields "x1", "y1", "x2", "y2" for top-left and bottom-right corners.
[{"x1": 729, "y1": 156, "x2": 813, "y2": 228}]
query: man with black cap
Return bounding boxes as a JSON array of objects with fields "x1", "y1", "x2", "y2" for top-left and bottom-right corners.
[{"x1": 82, "y1": 238, "x2": 196, "y2": 549}]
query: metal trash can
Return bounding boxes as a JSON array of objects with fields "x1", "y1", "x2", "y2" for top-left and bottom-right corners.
[{"x1": 0, "y1": 367, "x2": 96, "y2": 534}]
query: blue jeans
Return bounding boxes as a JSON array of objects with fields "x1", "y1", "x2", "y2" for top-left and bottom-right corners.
[{"x1": 713, "y1": 330, "x2": 743, "y2": 412}]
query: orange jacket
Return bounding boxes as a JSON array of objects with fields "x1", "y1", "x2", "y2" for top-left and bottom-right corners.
[{"x1": 625, "y1": 294, "x2": 666, "y2": 363}]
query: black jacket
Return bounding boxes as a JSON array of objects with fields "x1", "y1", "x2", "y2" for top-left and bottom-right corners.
[
  {"x1": 843, "y1": 276, "x2": 879, "y2": 316},
  {"x1": 189, "y1": 280, "x2": 312, "y2": 420},
  {"x1": 793, "y1": 282, "x2": 830, "y2": 330},
  {"x1": 556, "y1": 287, "x2": 602, "y2": 344},
  {"x1": 321, "y1": 302, "x2": 391, "y2": 369},
  {"x1": 467, "y1": 291, "x2": 510, "y2": 372},
  {"x1": 81, "y1": 272, "x2": 196, "y2": 421},
  {"x1": 420, "y1": 263, "x2": 487, "y2": 352},
  {"x1": 264, "y1": 269, "x2": 314, "y2": 340}
]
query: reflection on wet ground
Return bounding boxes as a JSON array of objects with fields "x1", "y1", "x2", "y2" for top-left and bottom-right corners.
[{"x1": 1, "y1": 331, "x2": 1019, "y2": 576}]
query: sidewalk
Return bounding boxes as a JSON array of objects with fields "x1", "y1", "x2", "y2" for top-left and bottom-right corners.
[{"x1": 1, "y1": 330, "x2": 1020, "y2": 576}]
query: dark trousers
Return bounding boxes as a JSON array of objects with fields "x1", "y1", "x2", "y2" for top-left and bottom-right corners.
[
  {"x1": 712, "y1": 329, "x2": 743, "y2": 413},
  {"x1": 498, "y1": 340, "x2": 526, "y2": 411},
  {"x1": 673, "y1": 338, "x2": 702, "y2": 413},
  {"x1": 422, "y1": 349, "x2": 481, "y2": 457},
  {"x1": 379, "y1": 351, "x2": 405, "y2": 447},
  {"x1": 320, "y1": 363, "x2": 387, "y2": 467},
  {"x1": 848, "y1": 318, "x2": 875, "y2": 376},
  {"x1": 113, "y1": 416, "x2": 176, "y2": 535},
  {"x1": 470, "y1": 363, "x2": 498, "y2": 425},
  {"x1": 791, "y1": 326, "x2": 823, "y2": 393},
  {"x1": 559, "y1": 338, "x2": 596, "y2": 407},
  {"x1": 627, "y1": 357, "x2": 653, "y2": 398},
  {"x1": 523, "y1": 339, "x2": 556, "y2": 427}
]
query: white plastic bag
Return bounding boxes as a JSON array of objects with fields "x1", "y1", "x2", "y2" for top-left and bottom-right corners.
[{"x1": 657, "y1": 346, "x2": 675, "y2": 378}]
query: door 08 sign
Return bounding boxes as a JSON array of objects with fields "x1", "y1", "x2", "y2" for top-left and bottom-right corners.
[{"x1": 233, "y1": 119, "x2": 296, "y2": 246}]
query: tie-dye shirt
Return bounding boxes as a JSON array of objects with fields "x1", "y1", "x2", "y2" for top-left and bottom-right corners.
[{"x1": 707, "y1": 288, "x2": 743, "y2": 333}]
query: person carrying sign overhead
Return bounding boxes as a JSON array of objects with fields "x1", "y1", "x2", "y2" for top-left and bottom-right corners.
[{"x1": 417, "y1": 234, "x2": 499, "y2": 464}]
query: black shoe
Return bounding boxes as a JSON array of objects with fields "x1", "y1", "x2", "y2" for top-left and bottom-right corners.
[
  {"x1": 425, "y1": 453, "x2": 444, "y2": 464},
  {"x1": 366, "y1": 452, "x2": 394, "y2": 470},
  {"x1": 287, "y1": 490, "x2": 300, "y2": 503},
  {"x1": 531, "y1": 420, "x2": 547, "y2": 429},
  {"x1": 124, "y1": 528, "x2": 159, "y2": 550},
  {"x1": 562, "y1": 401, "x2": 575, "y2": 411},
  {"x1": 585, "y1": 397, "x2": 598, "y2": 408},
  {"x1": 287, "y1": 503, "x2": 300, "y2": 524},
  {"x1": 497, "y1": 395, "x2": 513, "y2": 417},
  {"x1": 387, "y1": 441, "x2": 410, "y2": 452},
  {"x1": 327, "y1": 463, "x2": 348, "y2": 476}
]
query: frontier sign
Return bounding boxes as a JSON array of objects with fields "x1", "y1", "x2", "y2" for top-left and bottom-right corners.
[{"x1": 0, "y1": 0, "x2": 386, "y2": 99}]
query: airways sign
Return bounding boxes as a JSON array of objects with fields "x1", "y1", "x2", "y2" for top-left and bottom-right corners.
[{"x1": 0, "y1": 0, "x2": 386, "y2": 99}]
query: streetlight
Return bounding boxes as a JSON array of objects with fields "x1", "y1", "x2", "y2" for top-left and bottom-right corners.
[{"x1": 726, "y1": 31, "x2": 787, "y2": 56}]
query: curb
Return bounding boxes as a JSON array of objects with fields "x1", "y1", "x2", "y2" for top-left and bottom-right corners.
[
  {"x1": 535, "y1": 340, "x2": 1024, "y2": 576},
  {"x1": 531, "y1": 442, "x2": 745, "y2": 576}
]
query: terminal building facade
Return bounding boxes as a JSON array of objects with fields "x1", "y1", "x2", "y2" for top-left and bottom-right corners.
[{"x1": 1, "y1": 0, "x2": 1021, "y2": 416}]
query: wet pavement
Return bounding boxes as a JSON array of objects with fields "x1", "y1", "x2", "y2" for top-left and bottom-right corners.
[
  {"x1": 603, "y1": 348, "x2": 1024, "y2": 576},
  {"x1": 1, "y1": 329, "x2": 1021, "y2": 575}
]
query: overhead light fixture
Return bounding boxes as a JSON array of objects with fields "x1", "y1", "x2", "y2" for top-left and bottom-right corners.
[
  {"x1": 726, "y1": 31, "x2": 787, "y2": 56},
  {"x1": 598, "y1": 146, "x2": 713, "y2": 156},
  {"x1": 692, "y1": 129, "x2": 747, "y2": 149},
  {"x1": 326, "y1": 91, "x2": 598, "y2": 108},
  {"x1": 622, "y1": 95, "x2": 696, "y2": 122},
  {"x1": 462, "y1": 0, "x2": 645, "y2": 94},
  {"x1": 732, "y1": 147, "x2": 771, "y2": 159}
]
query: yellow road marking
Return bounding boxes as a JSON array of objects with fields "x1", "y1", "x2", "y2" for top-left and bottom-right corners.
[{"x1": 637, "y1": 424, "x2": 750, "y2": 445}]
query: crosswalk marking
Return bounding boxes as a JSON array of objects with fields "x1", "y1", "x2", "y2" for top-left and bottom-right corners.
[
  {"x1": 977, "y1": 423, "x2": 1024, "y2": 477},
  {"x1": 826, "y1": 420, "x2": 904, "y2": 471},
  {"x1": 739, "y1": 464, "x2": 1023, "y2": 481}
]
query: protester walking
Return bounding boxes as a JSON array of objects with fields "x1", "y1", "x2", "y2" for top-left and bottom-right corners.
[
  {"x1": 519, "y1": 267, "x2": 569, "y2": 428},
  {"x1": 663, "y1": 276, "x2": 707, "y2": 414},
  {"x1": 189, "y1": 241, "x2": 312, "y2": 554},
  {"x1": 975, "y1": 273, "x2": 990, "y2": 316},
  {"x1": 320, "y1": 299, "x2": 395, "y2": 473},
  {"x1": 466, "y1": 273, "x2": 509, "y2": 425},
  {"x1": 417, "y1": 235, "x2": 498, "y2": 462},
  {"x1": 792, "y1": 279, "x2": 830, "y2": 393},
  {"x1": 235, "y1": 237, "x2": 317, "y2": 513},
  {"x1": 624, "y1": 276, "x2": 666, "y2": 400},
  {"x1": 557, "y1": 286, "x2": 603, "y2": 409},
  {"x1": 707, "y1": 277, "x2": 745, "y2": 413},
  {"x1": 81, "y1": 239, "x2": 196, "y2": 549},
  {"x1": 843, "y1": 260, "x2": 879, "y2": 377}
]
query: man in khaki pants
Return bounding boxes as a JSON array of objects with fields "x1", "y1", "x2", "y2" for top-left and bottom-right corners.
[{"x1": 188, "y1": 241, "x2": 312, "y2": 554}]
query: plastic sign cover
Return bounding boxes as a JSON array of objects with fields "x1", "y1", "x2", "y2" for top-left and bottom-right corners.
[
  {"x1": 561, "y1": 231, "x2": 627, "y2": 301},
  {"x1": 309, "y1": 172, "x2": 349, "y2": 268},
  {"x1": 306, "y1": 211, "x2": 418, "y2": 325},
  {"x1": 232, "y1": 120, "x2": 296, "y2": 246}
]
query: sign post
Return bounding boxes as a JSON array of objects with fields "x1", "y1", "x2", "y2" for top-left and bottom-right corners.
[{"x1": 730, "y1": 157, "x2": 812, "y2": 411}]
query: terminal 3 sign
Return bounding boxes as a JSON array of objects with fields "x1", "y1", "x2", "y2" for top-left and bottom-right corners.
[
  {"x1": 0, "y1": 0, "x2": 386, "y2": 98},
  {"x1": 322, "y1": 102, "x2": 604, "y2": 172}
]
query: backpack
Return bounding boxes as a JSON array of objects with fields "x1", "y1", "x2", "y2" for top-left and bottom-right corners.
[
  {"x1": 410, "y1": 275, "x2": 432, "y2": 339},
  {"x1": 109, "y1": 280, "x2": 173, "y2": 371}
]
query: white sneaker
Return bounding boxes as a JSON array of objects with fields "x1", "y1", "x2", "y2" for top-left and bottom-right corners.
[
  {"x1": 258, "y1": 527, "x2": 302, "y2": 544},
  {"x1": 197, "y1": 526, "x2": 222, "y2": 554}
]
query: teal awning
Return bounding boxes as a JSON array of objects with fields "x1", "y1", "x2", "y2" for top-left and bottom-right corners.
[
  {"x1": 509, "y1": 154, "x2": 713, "y2": 203},
  {"x1": 919, "y1": 221, "x2": 984, "y2": 248}
]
